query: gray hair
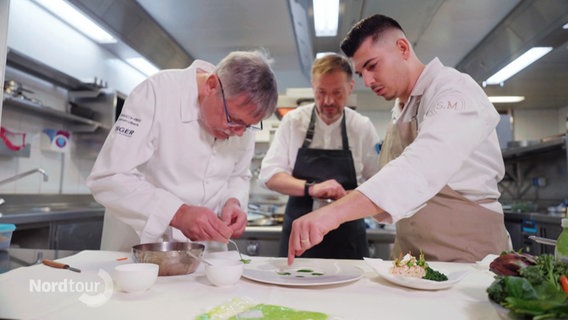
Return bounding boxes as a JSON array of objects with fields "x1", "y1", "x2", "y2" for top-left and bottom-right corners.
[{"x1": 215, "y1": 50, "x2": 278, "y2": 119}]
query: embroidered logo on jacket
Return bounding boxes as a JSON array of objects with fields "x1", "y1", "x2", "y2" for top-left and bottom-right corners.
[{"x1": 115, "y1": 113, "x2": 141, "y2": 137}]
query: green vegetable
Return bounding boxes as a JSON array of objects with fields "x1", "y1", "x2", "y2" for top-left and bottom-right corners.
[
  {"x1": 487, "y1": 276, "x2": 507, "y2": 303},
  {"x1": 487, "y1": 253, "x2": 568, "y2": 319},
  {"x1": 228, "y1": 304, "x2": 328, "y2": 320},
  {"x1": 297, "y1": 269, "x2": 314, "y2": 273},
  {"x1": 422, "y1": 267, "x2": 448, "y2": 282},
  {"x1": 240, "y1": 259, "x2": 251, "y2": 264},
  {"x1": 416, "y1": 250, "x2": 428, "y2": 268},
  {"x1": 195, "y1": 299, "x2": 329, "y2": 320}
]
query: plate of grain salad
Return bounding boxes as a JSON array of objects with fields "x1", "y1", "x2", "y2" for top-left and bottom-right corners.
[{"x1": 364, "y1": 252, "x2": 472, "y2": 290}]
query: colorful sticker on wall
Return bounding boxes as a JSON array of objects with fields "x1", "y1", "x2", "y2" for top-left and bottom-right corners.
[{"x1": 41, "y1": 129, "x2": 71, "y2": 152}]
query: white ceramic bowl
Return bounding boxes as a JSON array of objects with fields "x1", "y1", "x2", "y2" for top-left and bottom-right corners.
[
  {"x1": 113, "y1": 263, "x2": 159, "y2": 293},
  {"x1": 205, "y1": 258, "x2": 244, "y2": 287},
  {"x1": 204, "y1": 250, "x2": 241, "y2": 261}
]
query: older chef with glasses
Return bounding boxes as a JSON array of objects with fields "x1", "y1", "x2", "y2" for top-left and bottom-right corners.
[{"x1": 87, "y1": 51, "x2": 278, "y2": 252}]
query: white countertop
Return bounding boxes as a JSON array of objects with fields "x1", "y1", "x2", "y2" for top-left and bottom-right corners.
[{"x1": 0, "y1": 250, "x2": 501, "y2": 320}]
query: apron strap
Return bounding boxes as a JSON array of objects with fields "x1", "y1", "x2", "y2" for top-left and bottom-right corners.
[
  {"x1": 302, "y1": 108, "x2": 317, "y2": 148},
  {"x1": 340, "y1": 111, "x2": 349, "y2": 150},
  {"x1": 302, "y1": 106, "x2": 349, "y2": 150}
]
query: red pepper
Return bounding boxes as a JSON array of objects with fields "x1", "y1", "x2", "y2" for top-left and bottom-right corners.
[{"x1": 560, "y1": 275, "x2": 568, "y2": 295}]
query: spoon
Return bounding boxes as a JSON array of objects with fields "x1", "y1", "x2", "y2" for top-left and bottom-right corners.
[
  {"x1": 186, "y1": 249, "x2": 214, "y2": 266},
  {"x1": 528, "y1": 235, "x2": 557, "y2": 246},
  {"x1": 228, "y1": 239, "x2": 251, "y2": 264}
]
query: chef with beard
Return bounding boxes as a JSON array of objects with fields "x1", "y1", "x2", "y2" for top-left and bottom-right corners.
[{"x1": 259, "y1": 53, "x2": 380, "y2": 259}]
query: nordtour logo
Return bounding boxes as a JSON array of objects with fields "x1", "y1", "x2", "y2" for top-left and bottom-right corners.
[{"x1": 29, "y1": 268, "x2": 113, "y2": 307}]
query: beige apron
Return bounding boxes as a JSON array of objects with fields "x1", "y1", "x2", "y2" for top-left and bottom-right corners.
[{"x1": 380, "y1": 99, "x2": 509, "y2": 263}]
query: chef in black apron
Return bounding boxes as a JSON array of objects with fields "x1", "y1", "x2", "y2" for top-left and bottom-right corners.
[{"x1": 278, "y1": 107, "x2": 369, "y2": 259}]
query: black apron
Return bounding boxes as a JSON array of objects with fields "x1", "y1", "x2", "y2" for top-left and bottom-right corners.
[{"x1": 279, "y1": 107, "x2": 369, "y2": 259}]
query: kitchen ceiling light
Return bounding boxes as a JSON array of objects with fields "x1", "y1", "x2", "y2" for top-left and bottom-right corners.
[
  {"x1": 483, "y1": 47, "x2": 553, "y2": 86},
  {"x1": 127, "y1": 57, "x2": 159, "y2": 77},
  {"x1": 32, "y1": 0, "x2": 116, "y2": 44},
  {"x1": 313, "y1": 0, "x2": 339, "y2": 37},
  {"x1": 488, "y1": 96, "x2": 525, "y2": 103},
  {"x1": 563, "y1": 22, "x2": 568, "y2": 29}
]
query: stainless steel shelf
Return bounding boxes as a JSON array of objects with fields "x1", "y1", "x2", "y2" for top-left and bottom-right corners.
[
  {"x1": 502, "y1": 135, "x2": 566, "y2": 160},
  {"x1": 2, "y1": 96, "x2": 110, "y2": 133}
]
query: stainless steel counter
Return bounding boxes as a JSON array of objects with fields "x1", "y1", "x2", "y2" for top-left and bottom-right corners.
[
  {"x1": 0, "y1": 248, "x2": 78, "y2": 274},
  {"x1": 0, "y1": 194, "x2": 104, "y2": 225},
  {"x1": 504, "y1": 210, "x2": 564, "y2": 224},
  {"x1": 241, "y1": 225, "x2": 396, "y2": 242},
  {"x1": 0, "y1": 194, "x2": 105, "y2": 250},
  {"x1": 246, "y1": 224, "x2": 394, "y2": 236},
  {"x1": 235, "y1": 225, "x2": 396, "y2": 258}
]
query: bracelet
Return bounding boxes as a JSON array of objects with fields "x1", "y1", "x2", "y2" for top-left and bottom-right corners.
[{"x1": 304, "y1": 181, "x2": 314, "y2": 197}]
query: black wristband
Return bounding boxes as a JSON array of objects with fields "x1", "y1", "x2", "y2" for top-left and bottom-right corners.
[{"x1": 304, "y1": 181, "x2": 314, "y2": 197}]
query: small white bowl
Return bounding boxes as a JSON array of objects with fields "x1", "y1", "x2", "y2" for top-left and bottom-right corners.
[
  {"x1": 113, "y1": 263, "x2": 159, "y2": 293},
  {"x1": 205, "y1": 258, "x2": 244, "y2": 287},
  {"x1": 204, "y1": 250, "x2": 241, "y2": 261}
]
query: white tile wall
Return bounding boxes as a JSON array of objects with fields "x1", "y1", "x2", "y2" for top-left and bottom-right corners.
[{"x1": 0, "y1": 69, "x2": 97, "y2": 194}]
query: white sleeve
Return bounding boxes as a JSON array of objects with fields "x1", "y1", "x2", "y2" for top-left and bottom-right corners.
[
  {"x1": 359, "y1": 118, "x2": 381, "y2": 181},
  {"x1": 258, "y1": 114, "x2": 294, "y2": 187},
  {"x1": 358, "y1": 91, "x2": 499, "y2": 222},
  {"x1": 86, "y1": 80, "x2": 183, "y2": 240}
]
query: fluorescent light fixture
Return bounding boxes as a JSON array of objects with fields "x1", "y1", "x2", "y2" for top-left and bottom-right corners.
[
  {"x1": 484, "y1": 47, "x2": 553, "y2": 85},
  {"x1": 313, "y1": 0, "x2": 339, "y2": 37},
  {"x1": 563, "y1": 22, "x2": 568, "y2": 29},
  {"x1": 488, "y1": 96, "x2": 525, "y2": 103},
  {"x1": 127, "y1": 57, "x2": 159, "y2": 76},
  {"x1": 33, "y1": 0, "x2": 116, "y2": 44}
]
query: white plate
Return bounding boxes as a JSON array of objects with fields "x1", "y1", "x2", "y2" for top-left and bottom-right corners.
[
  {"x1": 364, "y1": 258, "x2": 472, "y2": 290},
  {"x1": 243, "y1": 258, "x2": 364, "y2": 287}
]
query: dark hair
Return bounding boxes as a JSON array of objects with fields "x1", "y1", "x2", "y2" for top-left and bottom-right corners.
[
  {"x1": 340, "y1": 14, "x2": 405, "y2": 57},
  {"x1": 311, "y1": 53, "x2": 353, "y2": 81}
]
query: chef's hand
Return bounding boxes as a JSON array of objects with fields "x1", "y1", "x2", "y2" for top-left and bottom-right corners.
[
  {"x1": 287, "y1": 208, "x2": 340, "y2": 265},
  {"x1": 170, "y1": 204, "x2": 233, "y2": 242},
  {"x1": 308, "y1": 179, "x2": 347, "y2": 200},
  {"x1": 219, "y1": 198, "x2": 247, "y2": 238}
]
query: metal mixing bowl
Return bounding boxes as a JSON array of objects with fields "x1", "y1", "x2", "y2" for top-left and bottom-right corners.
[{"x1": 132, "y1": 242, "x2": 205, "y2": 276}]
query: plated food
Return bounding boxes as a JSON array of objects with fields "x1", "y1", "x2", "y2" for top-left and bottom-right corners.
[
  {"x1": 390, "y1": 252, "x2": 448, "y2": 281},
  {"x1": 364, "y1": 255, "x2": 471, "y2": 290},
  {"x1": 242, "y1": 258, "x2": 363, "y2": 287}
]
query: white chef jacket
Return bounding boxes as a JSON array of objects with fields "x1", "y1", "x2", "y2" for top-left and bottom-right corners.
[
  {"x1": 358, "y1": 58, "x2": 505, "y2": 223},
  {"x1": 87, "y1": 60, "x2": 255, "y2": 251},
  {"x1": 259, "y1": 104, "x2": 380, "y2": 187}
]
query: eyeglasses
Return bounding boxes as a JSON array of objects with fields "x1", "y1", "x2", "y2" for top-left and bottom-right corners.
[{"x1": 217, "y1": 76, "x2": 263, "y2": 131}]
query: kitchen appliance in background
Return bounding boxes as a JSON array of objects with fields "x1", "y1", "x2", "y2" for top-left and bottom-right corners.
[
  {"x1": 514, "y1": 218, "x2": 562, "y2": 256},
  {"x1": 41, "y1": 128, "x2": 70, "y2": 153},
  {"x1": 3, "y1": 80, "x2": 43, "y2": 105},
  {"x1": 520, "y1": 219, "x2": 539, "y2": 254}
]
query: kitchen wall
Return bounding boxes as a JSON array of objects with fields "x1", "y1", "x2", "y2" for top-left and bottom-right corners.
[
  {"x1": 1, "y1": 0, "x2": 566, "y2": 200},
  {"x1": 0, "y1": 0, "x2": 8, "y2": 124},
  {"x1": 513, "y1": 108, "x2": 568, "y2": 141},
  {"x1": 0, "y1": 0, "x2": 144, "y2": 194}
]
